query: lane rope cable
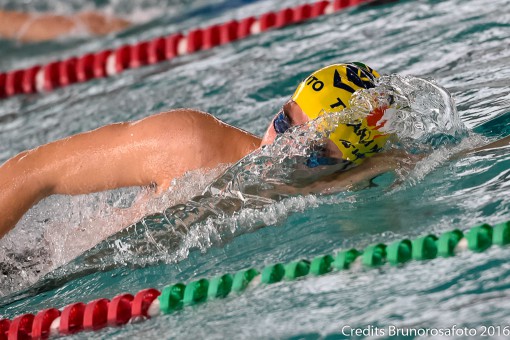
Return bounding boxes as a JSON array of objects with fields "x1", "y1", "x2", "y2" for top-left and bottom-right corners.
[{"x1": 1, "y1": 221, "x2": 509, "y2": 339}]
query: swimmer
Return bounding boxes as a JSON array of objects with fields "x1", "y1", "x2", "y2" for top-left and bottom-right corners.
[
  {"x1": 0, "y1": 62, "x2": 508, "y2": 239},
  {"x1": 0, "y1": 9, "x2": 131, "y2": 42}
]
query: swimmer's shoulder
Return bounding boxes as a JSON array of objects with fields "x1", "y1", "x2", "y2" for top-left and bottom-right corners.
[
  {"x1": 141, "y1": 108, "x2": 260, "y2": 145},
  {"x1": 129, "y1": 109, "x2": 260, "y2": 159},
  {"x1": 136, "y1": 108, "x2": 226, "y2": 129},
  {"x1": 126, "y1": 109, "x2": 211, "y2": 136}
]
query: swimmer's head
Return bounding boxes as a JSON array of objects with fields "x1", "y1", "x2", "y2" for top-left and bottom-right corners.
[{"x1": 261, "y1": 62, "x2": 389, "y2": 164}]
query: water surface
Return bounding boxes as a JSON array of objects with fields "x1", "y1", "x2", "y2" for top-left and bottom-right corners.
[{"x1": 1, "y1": 0, "x2": 510, "y2": 338}]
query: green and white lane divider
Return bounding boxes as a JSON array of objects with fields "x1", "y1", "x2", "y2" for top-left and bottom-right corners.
[{"x1": 1, "y1": 221, "x2": 509, "y2": 339}]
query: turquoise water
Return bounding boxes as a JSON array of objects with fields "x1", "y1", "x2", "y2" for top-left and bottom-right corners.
[{"x1": 1, "y1": 0, "x2": 510, "y2": 338}]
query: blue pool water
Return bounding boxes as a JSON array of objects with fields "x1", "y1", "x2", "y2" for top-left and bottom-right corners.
[{"x1": 1, "y1": 0, "x2": 510, "y2": 338}]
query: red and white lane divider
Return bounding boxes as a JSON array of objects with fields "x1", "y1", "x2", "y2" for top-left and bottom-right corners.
[
  {"x1": 0, "y1": 288, "x2": 162, "y2": 339},
  {"x1": 0, "y1": 0, "x2": 372, "y2": 100}
]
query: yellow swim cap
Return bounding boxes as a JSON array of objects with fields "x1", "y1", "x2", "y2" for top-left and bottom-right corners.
[{"x1": 292, "y1": 62, "x2": 388, "y2": 163}]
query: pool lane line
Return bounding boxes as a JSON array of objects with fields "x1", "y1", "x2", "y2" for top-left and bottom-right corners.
[
  {"x1": 0, "y1": 0, "x2": 375, "y2": 100},
  {"x1": 1, "y1": 221, "x2": 509, "y2": 339}
]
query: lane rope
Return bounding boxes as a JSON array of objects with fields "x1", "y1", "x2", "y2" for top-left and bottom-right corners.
[
  {"x1": 0, "y1": 0, "x2": 374, "y2": 100},
  {"x1": 1, "y1": 221, "x2": 509, "y2": 339}
]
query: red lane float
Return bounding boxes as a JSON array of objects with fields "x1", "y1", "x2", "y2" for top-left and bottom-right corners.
[
  {"x1": 186, "y1": 29, "x2": 204, "y2": 54},
  {"x1": 83, "y1": 299, "x2": 109, "y2": 331},
  {"x1": 334, "y1": 0, "x2": 364, "y2": 10},
  {"x1": 76, "y1": 54, "x2": 95, "y2": 82},
  {"x1": 107, "y1": 293, "x2": 134, "y2": 326},
  {"x1": 0, "y1": 319, "x2": 10, "y2": 340},
  {"x1": 59, "y1": 57, "x2": 78, "y2": 87},
  {"x1": 130, "y1": 42, "x2": 150, "y2": 68},
  {"x1": 294, "y1": 4, "x2": 313, "y2": 22},
  {"x1": 7, "y1": 314, "x2": 34, "y2": 340},
  {"x1": 238, "y1": 16, "x2": 256, "y2": 38},
  {"x1": 312, "y1": 0, "x2": 330, "y2": 17},
  {"x1": 131, "y1": 289, "x2": 161, "y2": 319},
  {"x1": 22, "y1": 65, "x2": 40, "y2": 94},
  {"x1": 113, "y1": 45, "x2": 132, "y2": 74},
  {"x1": 166, "y1": 33, "x2": 184, "y2": 59},
  {"x1": 203, "y1": 25, "x2": 221, "y2": 50},
  {"x1": 5, "y1": 70, "x2": 24, "y2": 96},
  {"x1": 220, "y1": 20, "x2": 239, "y2": 44},
  {"x1": 276, "y1": 8, "x2": 294, "y2": 28},
  {"x1": 259, "y1": 12, "x2": 277, "y2": 32},
  {"x1": 39, "y1": 62, "x2": 61, "y2": 92},
  {"x1": 334, "y1": 0, "x2": 347, "y2": 9},
  {"x1": 59, "y1": 302, "x2": 85, "y2": 335},
  {"x1": 31, "y1": 309, "x2": 60, "y2": 340},
  {"x1": 0, "y1": 73, "x2": 6, "y2": 98},
  {"x1": 93, "y1": 50, "x2": 111, "y2": 78},
  {"x1": 148, "y1": 37, "x2": 166, "y2": 64}
]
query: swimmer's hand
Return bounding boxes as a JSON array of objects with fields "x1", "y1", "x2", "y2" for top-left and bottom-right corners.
[{"x1": 270, "y1": 133, "x2": 510, "y2": 197}]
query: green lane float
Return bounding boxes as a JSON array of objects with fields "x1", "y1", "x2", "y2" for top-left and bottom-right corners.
[
  {"x1": 412, "y1": 235, "x2": 438, "y2": 260},
  {"x1": 387, "y1": 239, "x2": 412, "y2": 265},
  {"x1": 284, "y1": 260, "x2": 310, "y2": 280},
  {"x1": 231, "y1": 268, "x2": 259, "y2": 293},
  {"x1": 208, "y1": 274, "x2": 233, "y2": 299},
  {"x1": 437, "y1": 229, "x2": 464, "y2": 257},
  {"x1": 159, "y1": 283, "x2": 185, "y2": 314},
  {"x1": 310, "y1": 255, "x2": 334, "y2": 276},
  {"x1": 493, "y1": 221, "x2": 510, "y2": 246},
  {"x1": 261, "y1": 263, "x2": 286, "y2": 284},
  {"x1": 332, "y1": 249, "x2": 360, "y2": 270},
  {"x1": 183, "y1": 279, "x2": 209, "y2": 306},
  {"x1": 467, "y1": 224, "x2": 493, "y2": 252},
  {"x1": 362, "y1": 243, "x2": 387, "y2": 267}
]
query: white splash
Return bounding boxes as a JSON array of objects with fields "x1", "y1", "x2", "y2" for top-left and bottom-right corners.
[{"x1": 0, "y1": 166, "x2": 226, "y2": 296}]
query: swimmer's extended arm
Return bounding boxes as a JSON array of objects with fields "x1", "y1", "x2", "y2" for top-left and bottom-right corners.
[
  {"x1": 0, "y1": 109, "x2": 260, "y2": 238},
  {"x1": 269, "y1": 150, "x2": 418, "y2": 196},
  {"x1": 308, "y1": 150, "x2": 417, "y2": 194},
  {"x1": 467, "y1": 135, "x2": 510, "y2": 154},
  {"x1": 274, "y1": 134, "x2": 510, "y2": 196},
  {"x1": 0, "y1": 10, "x2": 130, "y2": 42}
]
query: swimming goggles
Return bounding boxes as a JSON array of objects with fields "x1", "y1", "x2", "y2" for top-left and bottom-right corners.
[
  {"x1": 272, "y1": 106, "x2": 354, "y2": 169},
  {"x1": 306, "y1": 152, "x2": 339, "y2": 167},
  {"x1": 272, "y1": 108, "x2": 343, "y2": 168},
  {"x1": 273, "y1": 109, "x2": 292, "y2": 134}
]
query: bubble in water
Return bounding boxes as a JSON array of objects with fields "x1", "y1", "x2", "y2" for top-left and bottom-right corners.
[{"x1": 0, "y1": 166, "x2": 225, "y2": 297}]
